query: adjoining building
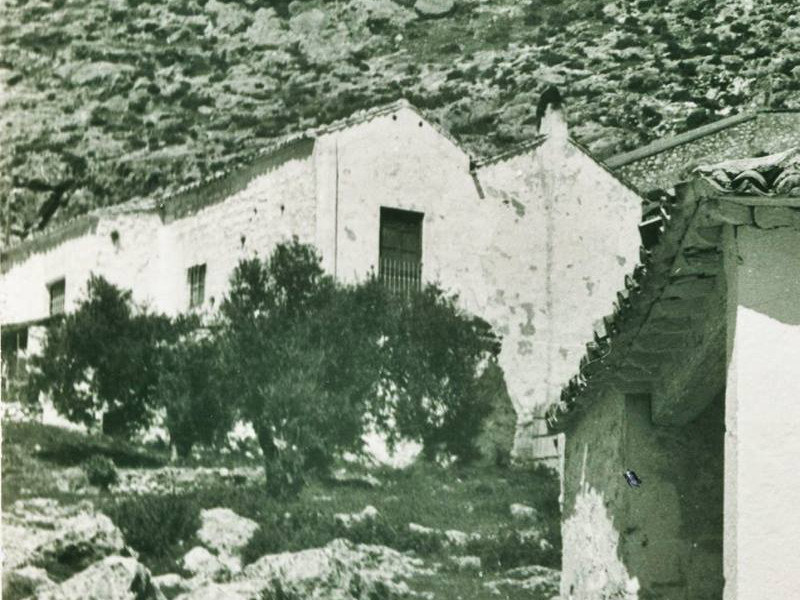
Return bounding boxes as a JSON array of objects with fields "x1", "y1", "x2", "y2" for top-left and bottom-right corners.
[
  {"x1": 549, "y1": 148, "x2": 800, "y2": 599},
  {"x1": 1, "y1": 92, "x2": 645, "y2": 464}
]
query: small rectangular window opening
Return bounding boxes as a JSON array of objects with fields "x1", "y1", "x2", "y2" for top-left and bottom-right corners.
[
  {"x1": 188, "y1": 264, "x2": 206, "y2": 308},
  {"x1": 48, "y1": 278, "x2": 65, "y2": 316}
]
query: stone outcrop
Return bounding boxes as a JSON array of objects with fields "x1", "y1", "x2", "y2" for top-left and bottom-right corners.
[
  {"x1": 2, "y1": 498, "x2": 128, "y2": 588},
  {"x1": 414, "y1": 0, "x2": 455, "y2": 18},
  {"x1": 181, "y1": 547, "x2": 230, "y2": 581},
  {"x1": 483, "y1": 564, "x2": 560, "y2": 598},
  {"x1": 29, "y1": 556, "x2": 165, "y2": 600},
  {"x1": 173, "y1": 538, "x2": 435, "y2": 599},
  {"x1": 196, "y1": 507, "x2": 259, "y2": 572},
  {"x1": 2, "y1": 566, "x2": 55, "y2": 599}
]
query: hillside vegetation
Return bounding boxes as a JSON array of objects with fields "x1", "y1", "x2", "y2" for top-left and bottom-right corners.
[{"x1": 1, "y1": 0, "x2": 798, "y2": 242}]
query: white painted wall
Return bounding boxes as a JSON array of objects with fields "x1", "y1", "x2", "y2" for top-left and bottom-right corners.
[
  {"x1": 1, "y1": 223, "x2": 105, "y2": 323},
  {"x1": 0, "y1": 104, "x2": 644, "y2": 463},
  {"x1": 723, "y1": 224, "x2": 800, "y2": 600},
  {"x1": 160, "y1": 154, "x2": 317, "y2": 316}
]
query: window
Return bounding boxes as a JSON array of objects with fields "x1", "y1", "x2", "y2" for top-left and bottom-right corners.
[
  {"x1": 48, "y1": 279, "x2": 65, "y2": 315},
  {"x1": 188, "y1": 264, "x2": 206, "y2": 308},
  {"x1": 379, "y1": 207, "x2": 423, "y2": 294}
]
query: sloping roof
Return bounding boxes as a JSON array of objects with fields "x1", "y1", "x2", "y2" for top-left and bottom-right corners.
[
  {"x1": 606, "y1": 110, "x2": 800, "y2": 193},
  {"x1": 1, "y1": 100, "x2": 430, "y2": 263},
  {"x1": 546, "y1": 150, "x2": 800, "y2": 433},
  {"x1": 693, "y1": 147, "x2": 800, "y2": 196}
]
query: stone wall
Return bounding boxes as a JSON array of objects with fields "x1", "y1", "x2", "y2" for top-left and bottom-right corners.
[
  {"x1": 560, "y1": 386, "x2": 635, "y2": 599},
  {"x1": 560, "y1": 388, "x2": 724, "y2": 600}
]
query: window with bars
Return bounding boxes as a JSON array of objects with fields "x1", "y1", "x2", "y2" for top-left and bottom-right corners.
[
  {"x1": 379, "y1": 207, "x2": 423, "y2": 295},
  {"x1": 48, "y1": 278, "x2": 65, "y2": 315},
  {"x1": 188, "y1": 264, "x2": 206, "y2": 308}
]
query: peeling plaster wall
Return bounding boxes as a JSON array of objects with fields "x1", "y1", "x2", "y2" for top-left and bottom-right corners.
[
  {"x1": 561, "y1": 389, "x2": 724, "y2": 600},
  {"x1": 561, "y1": 386, "x2": 638, "y2": 599},
  {"x1": 327, "y1": 108, "x2": 642, "y2": 461},
  {"x1": 478, "y1": 135, "x2": 642, "y2": 460}
]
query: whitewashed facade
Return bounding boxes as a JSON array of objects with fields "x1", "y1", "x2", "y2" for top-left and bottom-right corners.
[{"x1": 0, "y1": 98, "x2": 644, "y2": 462}]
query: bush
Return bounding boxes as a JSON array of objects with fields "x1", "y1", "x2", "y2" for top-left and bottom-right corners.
[
  {"x1": 219, "y1": 241, "x2": 501, "y2": 496},
  {"x1": 156, "y1": 328, "x2": 235, "y2": 458},
  {"x1": 82, "y1": 455, "x2": 119, "y2": 489},
  {"x1": 466, "y1": 528, "x2": 559, "y2": 571},
  {"x1": 104, "y1": 492, "x2": 201, "y2": 574},
  {"x1": 218, "y1": 243, "x2": 383, "y2": 497},
  {"x1": 383, "y1": 285, "x2": 500, "y2": 463},
  {"x1": 26, "y1": 276, "x2": 180, "y2": 439}
]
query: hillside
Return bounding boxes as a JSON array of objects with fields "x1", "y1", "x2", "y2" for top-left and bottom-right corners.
[{"x1": 1, "y1": 0, "x2": 798, "y2": 244}]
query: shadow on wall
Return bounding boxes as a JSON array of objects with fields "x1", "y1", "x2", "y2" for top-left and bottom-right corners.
[{"x1": 560, "y1": 446, "x2": 640, "y2": 600}]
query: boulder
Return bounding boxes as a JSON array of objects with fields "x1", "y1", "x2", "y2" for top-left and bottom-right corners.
[
  {"x1": 330, "y1": 468, "x2": 382, "y2": 489},
  {"x1": 3, "y1": 566, "x2": 54, "y2": 599},
  {"x1": 181, "y1": 547, "x2": 230, "y2": 581},
  {"x1": 197, "y1": 508, "x2": 259, "y2": 560},
  {"x1": 414, "y1": 0, "x2": 455, "y2": 18},
  {"x1": 153, "y1": 573, "x2": 194, "y2": 599},
  {"x1": 175, "y1": 539, "x2": 435, "y2": 599},
  {"x1": 334, "y1": 505, "x2": 379, "y2": 529},
  {"x1": 443, "y1": 529, "x2": 471, "y2": 547},
  {"x1": 509, "y1": 503, "x2": 539, "y2": 522},
  {"x1": 2, "y1": 498, "x2": 128, "y2": 579},
  {"x1": 449, "y1": 555, "x2": 481, "y2": 572},
  {"x1": 30, "y1": 556, "x2": 165, "y2": 600}
]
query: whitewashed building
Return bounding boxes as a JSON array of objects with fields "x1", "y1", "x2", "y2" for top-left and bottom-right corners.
[{"x1": 1, "y1": 92, "x2": 646, "y2": 463}]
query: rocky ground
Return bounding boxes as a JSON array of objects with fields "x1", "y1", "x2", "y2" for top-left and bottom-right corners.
[
  {"x1": 2, "y1": 0, "x2": 799, "y2": 242},
  {"x1": 2, "y1": 420, "x2": 562, "y2": 599}
]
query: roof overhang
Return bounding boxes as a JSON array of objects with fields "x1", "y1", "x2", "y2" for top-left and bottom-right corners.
[{"x1": 547, "y1": 168, "x2": 800, "y2": 433}]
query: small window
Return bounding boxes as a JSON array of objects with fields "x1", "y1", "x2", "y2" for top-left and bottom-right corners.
[
  {"x1": 48, "y1": 279, "x2": 65, "y2": 315},
  {"x1": 188, "y1": 264, "x2": 206, "y2": 308}
]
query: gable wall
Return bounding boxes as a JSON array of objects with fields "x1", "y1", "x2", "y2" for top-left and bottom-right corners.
[{"x1": 477, "y1": 137, "x2": 642, "y2": 460}]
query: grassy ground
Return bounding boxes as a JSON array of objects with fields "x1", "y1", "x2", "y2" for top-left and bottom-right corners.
[{"x1": 2, "y1": 420, "x2": 561, "y2": 599}]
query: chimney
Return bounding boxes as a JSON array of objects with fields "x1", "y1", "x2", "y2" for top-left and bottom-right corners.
[{"x1": 536, "y1": 86, "x2": 567, "y2": 141}]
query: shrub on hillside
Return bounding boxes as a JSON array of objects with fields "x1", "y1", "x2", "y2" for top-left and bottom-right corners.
[
  {"x1": 219, "y1": 241, "x2": 501, "y2": 496},
  {"x1": 218, "y1": 241, "x2": 390, "y2": 497},
  {"x1": 382, "y1": 285, "x2": 500, "y2": 463},
  {"x1": 155, "y1": 327, "x2": 235, "y2": 458},
  {"x1": 104, "y1": 492, "x2": 201, "y2": 574},
  {"x1": 26, "y1": 275, "x2": 181, "y2": 439},
  {"x1": 83, "y1": 455, "x2": 119, "y2": 490}
]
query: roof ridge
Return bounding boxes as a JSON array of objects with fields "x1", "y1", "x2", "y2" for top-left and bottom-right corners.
[{"x1": 605, "y1": 112, "x2": 757, "y2": 168}]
